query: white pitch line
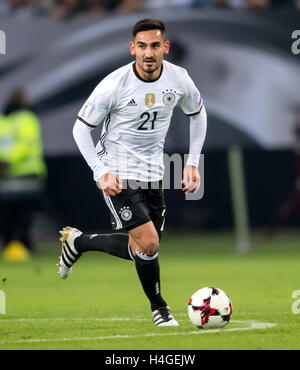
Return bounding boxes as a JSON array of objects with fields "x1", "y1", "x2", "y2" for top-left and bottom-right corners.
[
  {"x1": 0, "y1": 317, "x2": 148, "y2": 323},
  {"x1": 0, "y1": 311, "x2": 281, "y2": 323},
  {"x1": 0, "y1": 320, "x2": 276, "y2": 345}
]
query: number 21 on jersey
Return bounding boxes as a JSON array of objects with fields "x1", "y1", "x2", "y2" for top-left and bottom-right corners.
[{"x1": 138, "y1": 111, "x2": 158, "y2": 130}]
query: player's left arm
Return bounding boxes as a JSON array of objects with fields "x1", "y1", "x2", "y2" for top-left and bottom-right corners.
[{"x1": 182, "y1": 105, "x2": 207, "y2": 193}]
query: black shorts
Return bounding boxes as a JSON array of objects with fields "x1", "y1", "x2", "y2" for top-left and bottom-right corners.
[{"x1": 101, "y1": 180, "x2": 166, "y2": 238}]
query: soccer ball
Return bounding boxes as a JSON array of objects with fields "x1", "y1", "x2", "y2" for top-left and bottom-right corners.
[{"x1": 188, "y1": 287, "x2": 232, "y2": 329}]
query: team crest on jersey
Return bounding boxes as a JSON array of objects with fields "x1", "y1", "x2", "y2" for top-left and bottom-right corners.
[
  {"x1": 119, "y1": 206, "x2": 133, "y2": 221},
  {"x1": 162, "y1": 90, "x2": 176, "y2": 107},
  {"x1": 145, "y1": 93, "x2": 155, "y2": 108}
]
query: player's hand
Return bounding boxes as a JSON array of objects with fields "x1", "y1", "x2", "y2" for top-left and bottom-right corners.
[
  {"x1": 181, "y1": 165, "x2": 200, "y2": 194},
  {"x1": 99, "y1": 173, "x2": 123, "y2": 196}
]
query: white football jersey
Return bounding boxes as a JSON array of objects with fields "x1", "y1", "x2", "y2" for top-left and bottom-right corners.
[{"x1": 78, "y1": 60, "x2": 202, "y2": 182}]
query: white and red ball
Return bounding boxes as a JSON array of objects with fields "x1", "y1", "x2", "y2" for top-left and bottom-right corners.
[{"x1": 188, "y1": 287, "x2": 232, "y2": 329}]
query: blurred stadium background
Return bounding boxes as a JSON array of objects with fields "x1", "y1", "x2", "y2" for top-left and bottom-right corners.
[{"x1": 1, "y1": 0, "x2": 300, "y2": 253}]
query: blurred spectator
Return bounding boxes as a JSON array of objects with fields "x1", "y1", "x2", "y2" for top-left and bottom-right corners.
[
  {"x1": 50, "y1": 0, "x2": 87, "y2": 20},
  {"x1": 271, "y1": 0, "x2": 295, "y2": 8},
  {"x1": 0, "y1": 0, "x2": 38, "y2": 17},
  {"x1": 143, "y1": 0, "x2": 194, "y2": 10},
  {"x1": 195, "y1": 0, "x2": 212, "y2": 7},
  {"x1": 115, "y1": 0, "x2": 142, "y2": 14},
  {"x1": 246, "y1": 0, "x2": 271, "y2": 10},
  {"x1": 195, "y1": 0, "x2": 246, "y2": 8},
  {"x1": 2, "y1": 0, "x2": 299, "y2": 19},
  {"x1": 213, "y1": 0, "x2": 232, "y2": 8},
  {"x1": 0, "y1": 88, "x2": 47, "y2": 260},
  {"x1": 0, "y1": 0, "x2": 142, "y2": 19},
  {"x1": 35, "y1": 0, "x2": 56, "y2": 15},
  {"x1": 7, "y1": 0, "x2": 36, "y2": 8},
  {"x1": 50, "y1": 0, "x2": 142, "y2": 20},
  {"x1": 229, "y1": 0, "x2": 246, "y2": 7}
]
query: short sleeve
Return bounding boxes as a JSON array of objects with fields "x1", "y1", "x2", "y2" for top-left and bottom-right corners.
[
  {"x1": 77, "y1": 77, "x2": 116, "y2": 127},
  {"x1": 179, "y1": 71, "x2": 203, "y2": 116}
]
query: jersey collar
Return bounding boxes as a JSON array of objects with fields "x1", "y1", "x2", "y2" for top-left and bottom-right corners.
[{"x1": 132, "y1": 62, "x2": 164, "y2": 83}]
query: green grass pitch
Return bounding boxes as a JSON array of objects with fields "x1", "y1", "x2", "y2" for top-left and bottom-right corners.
[{"x1": 0, "y1": 231, "x2": 299, "y2": 350}]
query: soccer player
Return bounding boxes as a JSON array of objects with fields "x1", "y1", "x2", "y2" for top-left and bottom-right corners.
[{"x1": 57, "y1": 19, "x2": 207, "y2": 326}]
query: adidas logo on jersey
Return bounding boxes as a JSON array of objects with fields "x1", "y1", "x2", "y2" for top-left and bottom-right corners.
[{"x1": 127, "y1": 99, "x2": 137, "y2": 106}]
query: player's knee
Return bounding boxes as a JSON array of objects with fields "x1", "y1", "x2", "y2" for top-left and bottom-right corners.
[
  {"x1": 143, "y1": 239, "x2": 160, "y2": 256},
  {"x1": 130, "y1": 226, "x2": 160, "y2": 256}
]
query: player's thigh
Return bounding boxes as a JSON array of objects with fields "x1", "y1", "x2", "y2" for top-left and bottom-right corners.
[
  {"x1": 148, "y1": 187, "x2": 166, "y2": 241},
  {"x1": 101, "y1": 185, "x2": 150, "y2": 232},
  {"x1": 149, "y1": 206, "x2": 166, "y2": 242},
  {"x1": 129, "y1": 221, "x2": 160, "y2": 256}
]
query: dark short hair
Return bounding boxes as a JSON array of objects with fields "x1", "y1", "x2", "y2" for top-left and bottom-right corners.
[{"x1": 132, "y1": 19, "x2": 166, "y2": 40}]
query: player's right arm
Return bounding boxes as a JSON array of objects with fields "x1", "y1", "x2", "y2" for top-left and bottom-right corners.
[
  {"x1": 72, "y1": 120, "x2": 122, "y2": 196},
  {"x1": 72, "y1": 80, "x2": 122, "y2": 196}
]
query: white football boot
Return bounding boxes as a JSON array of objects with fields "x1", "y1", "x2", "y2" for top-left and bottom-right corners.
[
  {"x1": 57, "y1": 226, "x2": 82, "y2": 279},
  {"x1": 152, "y1": 306, "x2": 179, "y2": 327}
]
